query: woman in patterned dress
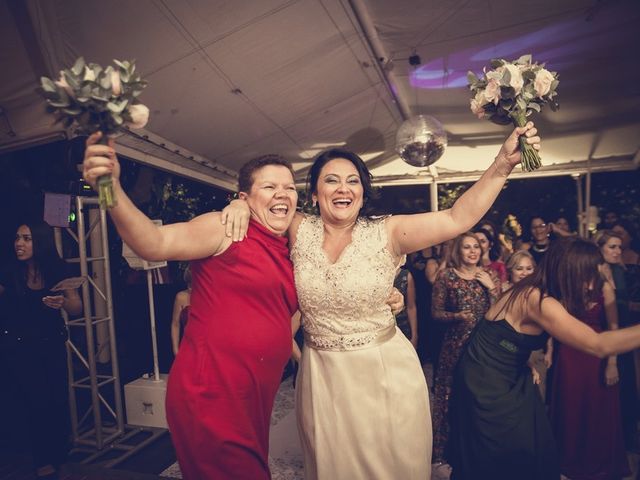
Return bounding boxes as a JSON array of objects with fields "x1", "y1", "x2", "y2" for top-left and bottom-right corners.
[
  {"x1": 224, "y1": 123, "x2": 541, "y2": 479},
  {"x1": 430, "y1": 232, "x2": 500, "y2": 466}
]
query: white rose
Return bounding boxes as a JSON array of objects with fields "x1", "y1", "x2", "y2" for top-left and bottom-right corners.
[
  {"x1": 484, "y1": 79, "x2": 501, "y2": 105},
  {"x1": 111, "y1": 70, "x2": 122, "y2": 96},
  {"x1": 470, "y1": 92, "x2": 487, "y2": 118},
  {"x1": 127, "y1": 104, "x2": 149, "y2": 129},
  {"x1": 55, "y1": 72, "x2": 75, "y2": 98},
  {"x1": 534, "y1": 68, "x2": 554, "y2": 97},
  {"x1": 503, "y1": 64, "x2": 523, "y2": 94},
  {"x1": 83, "y1": 66, "x2": 96, "y2": 82}
]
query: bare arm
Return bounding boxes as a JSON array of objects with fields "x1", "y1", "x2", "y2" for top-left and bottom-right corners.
[
  {"x1": 291, "y1": 311, "x2": 302, "y2": 362},
  {"x1": 62, "y1": 288, "x2": 82, "y2": 315},
  {"x1": 602, "y1": 282, "x2": 620, "y2": 385},
  {"x1": 425, "y1": 258, "x2": 440, "y2": 284},
  {"x1": 43, "y1": 288, "x2": 82, "y2": 315},
  {"x1": 406, "y1": 272, "x2": 418, "y2": 348},
  {"x1": 83, "y1": 132, "x2": 228, "y2": 261},
  {"x1": 171, "y1": 291, "x2": 189, "y2": 356},
  {"x1": 529, "y1": 290, "x2": 640, "y2": 358},
  {"x1": 387, "y1": 124, "x2": 540, "y2": 255}
]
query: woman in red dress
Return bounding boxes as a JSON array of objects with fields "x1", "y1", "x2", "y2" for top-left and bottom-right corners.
[
  {"x1": 549, "y1": 280, "x2": 630, "y2": 479},
  {"x1": 83, "y1": 136, "x2": 298, "y2": 480}
]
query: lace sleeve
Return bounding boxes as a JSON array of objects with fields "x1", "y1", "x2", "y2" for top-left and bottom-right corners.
[{"x1": 431, "y1": 270, "x2": 458, "y2": 322}]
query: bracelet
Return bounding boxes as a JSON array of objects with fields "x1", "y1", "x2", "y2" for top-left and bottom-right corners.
[{"x1": 493, "y1": 156, "x2": 512, "y2": 178}]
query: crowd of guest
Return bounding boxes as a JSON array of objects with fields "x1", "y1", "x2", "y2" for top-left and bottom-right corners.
[{"x1": 399, "y1": 210, "x2": 640, "y2": 479}]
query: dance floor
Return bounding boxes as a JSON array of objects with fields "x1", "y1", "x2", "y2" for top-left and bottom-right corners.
[{"x1": 2, "y1": 362, "x2": 638, "y2": 480}]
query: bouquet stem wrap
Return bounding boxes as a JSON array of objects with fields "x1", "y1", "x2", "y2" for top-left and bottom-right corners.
[
  {"x1": 96, "y1": 135, "x2": 117, "y2": 208},
  {"x1": 511, "y1": 111, "x2": 542, "y2": 172}
]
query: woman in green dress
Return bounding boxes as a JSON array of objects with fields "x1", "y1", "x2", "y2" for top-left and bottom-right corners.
[{"x1": 448, "y1": 237, "x2": 640, "y2": 480}]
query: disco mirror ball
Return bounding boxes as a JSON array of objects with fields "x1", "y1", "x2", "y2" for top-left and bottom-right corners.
[{"x1": 395, "y1": 115, "x2": 447, "y2": 167}]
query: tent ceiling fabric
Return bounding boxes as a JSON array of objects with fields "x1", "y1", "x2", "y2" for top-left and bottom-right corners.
[{"x1": 1, "y1": 0, "x2": 639, "y2": 191}]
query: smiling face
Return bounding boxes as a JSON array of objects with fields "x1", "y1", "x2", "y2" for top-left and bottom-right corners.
[
  {"x1": 239, "y1": 165, "x2": 297, "y2": 236},
  {"x1": 510, "y1": 256, "x2": 535, "y2": 283},
  {"x1": 459, "y1": 235, "x2": 482, "y2": 267},
  {"x1": 14, "y1": 224, "x2": 33, "y2": 262},
  {"x1": 530, "y1": 217, "x2": 549, "y2": 243},
  {"x1": 313, "y1": 158, "x2": 364, "y2": 225},
  {"x1": 601, "y1": 236, "x2": 622, "y2": 264}
]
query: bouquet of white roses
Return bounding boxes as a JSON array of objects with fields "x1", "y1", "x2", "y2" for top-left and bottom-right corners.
[
  {"x1": 467, "y1": 54, "x2": 559, "y2": 172},
  {"x1": 39, "y1": 57, "x2": 149, "y2": 208}
]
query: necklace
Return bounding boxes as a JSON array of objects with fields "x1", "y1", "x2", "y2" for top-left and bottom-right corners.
[{"x1": 532, "y1": 243, "x2": 549, "y2": 253}]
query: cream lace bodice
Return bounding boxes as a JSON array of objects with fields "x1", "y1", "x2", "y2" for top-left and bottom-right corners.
[{"x1": 291, "y1": 215, "x2": 403, "y2": 350}]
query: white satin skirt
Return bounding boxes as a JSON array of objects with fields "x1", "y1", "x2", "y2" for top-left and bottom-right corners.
[{"x1": 295, "y1": 327, "x2": 432, "y2": 480}]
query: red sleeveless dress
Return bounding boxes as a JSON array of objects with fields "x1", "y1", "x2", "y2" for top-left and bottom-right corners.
[
  {"x1": 549, "y1": 298, "x2": 630, "y2": 480},
  {"x1": 166, "y1": 220, "x2": 297, "y2": 479}
]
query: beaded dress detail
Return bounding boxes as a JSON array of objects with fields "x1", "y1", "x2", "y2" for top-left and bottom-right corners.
[
  {"x1": 291, "y1": 215, "x2": 400, "y2": 350},
  {"x1": 291, "y1": 215, "x2": 431, "y2": 480}
]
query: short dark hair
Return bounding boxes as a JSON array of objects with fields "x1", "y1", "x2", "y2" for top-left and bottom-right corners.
[
  {"x1": 505, "y1": 237, "x2": 603, "y2": 319},
  {"x1": 306, "y1": 148, "x2": 377, "y2": 216},
  {"x1": 237, "y1": 154, "x2": 294, "y2": 193}
]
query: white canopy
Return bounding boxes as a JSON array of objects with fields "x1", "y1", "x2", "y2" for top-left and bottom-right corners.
[{"x1": 1, "y1": 0, "x2": 638, "y2": 191}]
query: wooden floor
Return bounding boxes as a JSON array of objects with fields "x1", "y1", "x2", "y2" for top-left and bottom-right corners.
[{"x1": 0, "y1": 431, "x2": 178, "y2": 480}]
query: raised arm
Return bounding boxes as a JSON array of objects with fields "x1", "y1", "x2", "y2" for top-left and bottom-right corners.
[
  {"x1": 83, "y1": 132, "x2": 228, "y2": 261},
  {"x1": 387, "y1": 123, "x2": 540, "y2": 255},
  {"x1": 530, "y1": 291, "x2": 640, "y2": 358}
]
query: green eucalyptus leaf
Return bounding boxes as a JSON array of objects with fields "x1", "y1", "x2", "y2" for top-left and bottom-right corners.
[
  {"x1": 516, "y1": 54, "x2": 532, "y2": 65},
  {"x1": 90, "y1": 93, "x2": 109, "y2": 102},
  {"x1": 111, "y1": 112, "x2": 124, "y2": 125},
  {"x1": 100, "y1": 74, "x2": 112, "y2": 90},
  {"x1": 49, "y1": 99, "x2": 70, "y2": 108},
  {"x1": 71, "y1": 57, "x2": 86, "y2": 76},
  {"x1": 490, "y1": 59, "x2": 504, "y2": 69},
  {"x1": 64, "y1": 71, "x2": 80, "y2": 91},
  {"x1": 113, "y1": 59, "x2": 127, "y2": 70},
  {"x1": 41, "y1": 76, "x2": 57, "y2": 92},
  {"x1": 528, "y1": 102, "x2": 541, "y2": 113},
  {"x1": 502, "y1": 69, "x2": 511, "y2": 87},
  {"x1": 467, "y1": 71, "x2": 479, "y2": 85},
  {"x1": 62, "y1": 107, "x2": 82, "y2": 115}
]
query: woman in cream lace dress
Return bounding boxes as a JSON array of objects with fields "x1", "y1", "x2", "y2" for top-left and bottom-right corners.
[{"x1": 223, "y1": 123, "x2": 541, "y2": 479}]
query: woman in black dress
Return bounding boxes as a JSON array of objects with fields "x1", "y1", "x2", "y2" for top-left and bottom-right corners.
[
  {"x1": 449, "y1": 237, "x2": 640, "y2": 480},
  {"x1": 0, "y1": 221, "x2": 82, "y2": 479}
]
